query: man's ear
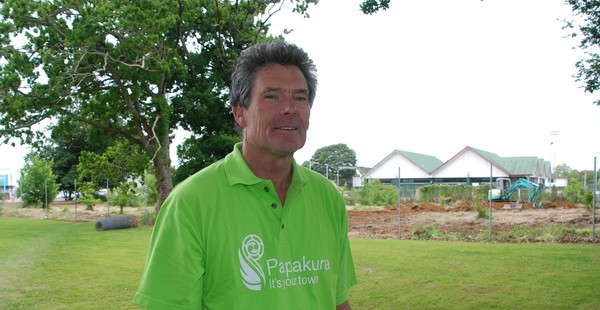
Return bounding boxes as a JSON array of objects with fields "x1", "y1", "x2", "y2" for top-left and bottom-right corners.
[{"x1": 232, "y1": 104, "x2": 246, "y2": 128}]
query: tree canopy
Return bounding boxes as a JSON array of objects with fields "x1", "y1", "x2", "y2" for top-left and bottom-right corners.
[
  {"x1": 565, "y1": 0, "x2": 600, "y2": 105},
  {"x1": 304, "y1": 143, "x2": 357, "y2": 186},
  {"x1": 359, "y1": 0, "x2": 391, "y2": 15},
  {"x1": 0, "y1": 0, "x2": 316, "y2": 209}
]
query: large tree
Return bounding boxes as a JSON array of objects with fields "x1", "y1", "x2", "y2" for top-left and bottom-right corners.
[
  {"x1": 304, "y1": 143, "x2": 357, "y2": 186},
  {"x1": 0, "y1": 0, "x2": 316, "y2": 209},
  {"x1": 565, "y1": 0, "x2": 600, "y2": 105}
]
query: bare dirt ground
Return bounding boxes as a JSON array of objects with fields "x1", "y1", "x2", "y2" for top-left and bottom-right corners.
[
  {"x1": 348, "y1": 201, "x2": 599, "y2": 242},
  {"x1": 0, "y1": 201, "x2": 144, "y2": 223},
  {"x1": 2, "y1": 200, "x2": 598, "y2": 243}
]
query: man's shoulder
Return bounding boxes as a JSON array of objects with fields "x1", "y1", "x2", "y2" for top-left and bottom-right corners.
[{"x1": 172, "y1": 158, "x2": 227, "y2": 194}]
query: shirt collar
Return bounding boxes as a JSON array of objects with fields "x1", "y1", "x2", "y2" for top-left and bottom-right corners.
[{"x1": 224, "y1": 142, "x2": 308, "y2": 187}]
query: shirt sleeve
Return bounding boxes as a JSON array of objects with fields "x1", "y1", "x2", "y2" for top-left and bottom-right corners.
[{"x1": 134, "y1": 193, "x2": 205, "y2": 310}]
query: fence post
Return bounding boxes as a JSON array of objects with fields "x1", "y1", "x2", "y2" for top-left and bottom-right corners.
[
  {"x1": 593, "y1": 157, "x2": 597, "y2": 240},
  {"x1": 397, "y1": 167, "x2": 402, "y2": 240},
  {"x1": 489, "y1": 162, "x2": 493, "y2": 241}
]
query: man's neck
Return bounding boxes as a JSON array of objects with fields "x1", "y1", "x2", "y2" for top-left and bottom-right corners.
[{"x1": 241, "y1": 144, "x2": 294, "y2": 204}]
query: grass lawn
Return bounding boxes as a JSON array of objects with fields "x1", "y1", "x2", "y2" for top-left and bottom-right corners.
[
  {"x1": 1, "y1": 217, "x2": 599, "y2": 309},
  {"x1": 0, "y1": 217, "x2": 151, "y2": 310},
  {"x1": 349, "y1": 239, "x2": 600, "y2": 309}
]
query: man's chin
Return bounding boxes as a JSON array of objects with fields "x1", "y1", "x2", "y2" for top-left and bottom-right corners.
[{"x1": 274, "y1": 143, "x2": 305, "y2": 157}]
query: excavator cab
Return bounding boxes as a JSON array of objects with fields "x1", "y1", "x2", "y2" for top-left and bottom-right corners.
[
  {"x1": 496, "y1": 178, "x2": 512, "y2": 192},
  {"x1": 489, "y1": 177, "x2": 541, "y2": 207},
  {"x1": 489, "y1": 178, "x2": 511, "y2": 200}
]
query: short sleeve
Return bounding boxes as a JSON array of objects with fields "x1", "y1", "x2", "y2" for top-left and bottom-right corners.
[{"x1": 134, "y1": 193, "x2": 205, "y2": 309}]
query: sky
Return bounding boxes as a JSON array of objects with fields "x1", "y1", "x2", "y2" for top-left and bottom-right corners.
[
  {"x1": 1, "y1": 0, "x2": 599, "y2": 184},
  {"x1": 267, "y1": 0, "x2": 600, "y2": 172}
]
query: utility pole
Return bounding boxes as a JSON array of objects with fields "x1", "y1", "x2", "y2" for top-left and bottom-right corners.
[{"x1": 549, "y1": 130, "x2": 560, "y2": 173}]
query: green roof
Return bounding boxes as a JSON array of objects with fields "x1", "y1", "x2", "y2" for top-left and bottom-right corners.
[
  {"x1": 469, "y1": 147, "x2": 542, "y2": 175},
  {"x1": 498, "y1": 157, "x2": 539, "y2": 175},
  {"x1": 397, "y1": 150, "x2": 444, "y2": 173}
]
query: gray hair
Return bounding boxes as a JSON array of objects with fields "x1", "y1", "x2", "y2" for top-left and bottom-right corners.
[{"x1": 229, "y1": 40, "x2": 318, "y2": 110}]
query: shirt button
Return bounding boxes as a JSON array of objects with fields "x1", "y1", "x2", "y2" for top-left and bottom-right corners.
[
  {"x1": 281, "y1": 224, "x2": 285, "y2": 229},
  {"x1": 263, "y1": 187, "x2": 270, "y2": 192},
  {"x1": 271, "y1": 203, "x2": 277, "y2": 209}
]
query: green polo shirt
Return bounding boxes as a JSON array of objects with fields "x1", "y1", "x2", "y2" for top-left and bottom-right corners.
[{"x1": 134, "y1": 143, "x2": 356, "y2": 309}]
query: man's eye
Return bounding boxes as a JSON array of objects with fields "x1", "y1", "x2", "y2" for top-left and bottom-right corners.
[{"x1": 295, "y1": 96, "x2": 308, "y2": 102}]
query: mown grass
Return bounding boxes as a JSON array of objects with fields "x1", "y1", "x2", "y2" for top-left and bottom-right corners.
[
  {"x1": 0, "y1": 217, "x2": 150, "y2": 309},
  {"x1": 1, "y1": 217, "x2": 599, "y2": 309},
  {"x1": 349, "y1": 239, "x2": 600, "y2": 309}
]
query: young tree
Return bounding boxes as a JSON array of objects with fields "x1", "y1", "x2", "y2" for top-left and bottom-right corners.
[
  {"x1": 16, "y1": 154, "x2": 59, "y2": 208},
  {"x1": 38, "y1": 116, "x2": 114, "y2": 200},
  {"x1": 0, "y1": 0, "x2": 317, "y2": 211},
  {"x1": 77, "y1": 181, "x2": 101, "y2": 211},
  {"x1": 112, "y1": 182, "x2": 143, "y2": 214},
  {"x1": 563, "y1": 178, "x2": 586, "y2": 203}
]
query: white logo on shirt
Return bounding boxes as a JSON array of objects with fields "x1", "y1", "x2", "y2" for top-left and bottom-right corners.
[
  {"x1": 239, "y1": 234, "x2": 330, "y2": 291},
  {"x1": 239, "y1": 234, "x2": 266, "y2": 291}
]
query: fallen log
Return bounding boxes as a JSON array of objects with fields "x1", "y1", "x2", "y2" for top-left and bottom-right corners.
[{"x1": 95, "y1": 215, "x2": 137, "y2": 231}]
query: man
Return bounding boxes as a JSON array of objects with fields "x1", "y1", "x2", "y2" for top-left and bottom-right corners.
[{"x1": 134, "y1": 41, "x2": 357, "y2": 309}]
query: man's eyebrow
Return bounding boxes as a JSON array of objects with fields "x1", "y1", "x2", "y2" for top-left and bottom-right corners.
[
  {"x1": 262, "y1": 87, "x2": 283, "y2": 93},
  {"x1": 261, "y1": 87, "x2": 309, "y2": 94},
  {"x1": 293, "y1": 89, "x2": 309, "y2": 96}
]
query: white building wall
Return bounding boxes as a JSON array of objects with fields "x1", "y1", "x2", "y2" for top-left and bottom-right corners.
[
  {"x1": 433, "y1": 151, "x2": 509, "y2": 178},
  {"x1": 352, "y1": 175, "x2": 363, "y2": 187},
  {"x1": 553, "y1": 177, "x2": 568, "y2": 187},
  {"x1": 367, "y1": 153, "x2": 430, "y2": 179}
]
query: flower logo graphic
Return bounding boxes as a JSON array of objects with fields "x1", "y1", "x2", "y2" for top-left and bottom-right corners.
[{"x1": 239, "y1": 234, "x2": 266, "y2": 290}]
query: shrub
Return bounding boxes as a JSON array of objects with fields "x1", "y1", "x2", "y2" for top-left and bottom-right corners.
[
  {"x1": 418, "y1": 184, "x2": 490, "y2": 204},
  {"x1": 78, "y1": 193, "x2": 100, "y2": 211},
  {"x1": 353, "y1": 180, "x2": 398, "y2": 208},
  {"x1": 582, "y1": 190, "x2": 593, "y2": 211},
  {"x1": 563, "y1": 179, "x2": 585, "y2": 203},
  {"x1": 412, "y1": 223, "x2": 446, "y2": 240},
  {"x1": 475, "y1": 204, "x2": 490, "y2": 219}
]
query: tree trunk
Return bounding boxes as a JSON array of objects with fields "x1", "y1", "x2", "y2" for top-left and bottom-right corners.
[
  {"x1": 154, "y1": 155, "x2": 172, "y2": 213},
  {"x1": 152, "y1": 137, "x2": 173, "y2": 213}
]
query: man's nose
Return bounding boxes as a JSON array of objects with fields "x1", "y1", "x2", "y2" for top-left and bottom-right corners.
[{"x1": 281, "y1": 96, "x2": 297, "y2": 114}]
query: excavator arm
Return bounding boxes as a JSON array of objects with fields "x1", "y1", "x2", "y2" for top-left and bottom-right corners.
[{"x1": 501, "y1": 179, "x2": 540, "y2": 202}]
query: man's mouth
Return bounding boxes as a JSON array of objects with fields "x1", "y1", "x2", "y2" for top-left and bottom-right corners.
[{"x1": 276, "y1": 126, "x2": 298, "y2": 131}]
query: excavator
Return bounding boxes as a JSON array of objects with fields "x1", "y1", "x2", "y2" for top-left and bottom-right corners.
[{"x1": 489, "y1": 178, "x2": 542, "y2": 208}]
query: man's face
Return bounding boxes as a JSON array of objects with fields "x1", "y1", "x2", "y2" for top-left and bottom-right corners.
[{"x1": 233, "y1": 64, "x2": 311, "y2": 157}]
